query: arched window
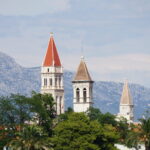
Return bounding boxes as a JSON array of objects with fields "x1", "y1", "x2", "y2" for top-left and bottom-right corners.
[
  {"x1": 59, "y1": 76, "x2": 61, "y2": 87},
  {"x1": 83, "y1": 88, "x2": 87, "y2": 102},
  {"x1": 50, "y1": 78, "x2": 52, "y2": 86},
  {"x1": 76, "y1": 88, "x2": 80, "y2": 102},
  {"x1": 55, "y1": 77, "x2": 57, "y2": 87}
]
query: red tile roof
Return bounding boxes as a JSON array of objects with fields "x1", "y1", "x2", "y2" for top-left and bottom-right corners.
[{"x1": 43, "y1": 35, "x2": 61, "y2": 67}]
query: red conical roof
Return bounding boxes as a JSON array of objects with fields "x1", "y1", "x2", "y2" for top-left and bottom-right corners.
[{"x1": 43, "y1": 35, "x2": 61, "y2": 67}]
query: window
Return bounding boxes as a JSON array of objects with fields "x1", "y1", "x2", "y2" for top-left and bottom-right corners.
[
  {"x1": 44, "y1": 78, "x2": 47, "y2": 86},
  {"x1": 47, "y1": 68, "x2": 49, "y2": 72},
  {"x1": 59, "y1": 76, "x2": 61, "y2": 87},
  {"x1": 83, "y1": 88, "x2": 87, "y2": 102},
  {"x1": 60, "y1": 96, "x2": 62, "y2": 114},
  {"x1": 56, "y1": 96, "x2": 58, "y2": 113},
  {"x1": 50, "y1": 78, "x2": 52, "y2": 86},
  {"x1": 55, "y1": 77, "x2": 57, "y2": 87},
  {"x1": 76, "y1": 88, "x2": 80, "y2": 102}
]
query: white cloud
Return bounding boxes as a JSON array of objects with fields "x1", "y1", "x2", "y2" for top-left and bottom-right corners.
[
  {"x1": 61, "y1": 53, "x2": 150, "y2": 86},
  {"x1": 62, "y1": 53, "x2": 150, "y2": 74},
  {"x1": 88, "y1": 54, "x2": 150, "y2": 73},
  {"x1": 0, "y1": 0, "x2": 70, "y2": 16},
  {"x1": 1, "y1": 0, "x2": 150, "y2": 86},
  {"x1": 86, "y1": 54, "x2": 150, "y2": 86}
]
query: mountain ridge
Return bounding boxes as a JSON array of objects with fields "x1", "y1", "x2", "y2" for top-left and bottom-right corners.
[{"x1": 0, "y1": 51, "x2": 149, "y2": 120}]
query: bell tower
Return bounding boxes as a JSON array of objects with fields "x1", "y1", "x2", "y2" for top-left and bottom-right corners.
[
  {"x1": 72, "y1": 57, "x2": 94, "y2": 112},
  {"x1": 41, "y1": 33, "x2": 64, "y2": 115},
  {"x1": 117, "y1": 81, "x2": 134, "y2": 123}
]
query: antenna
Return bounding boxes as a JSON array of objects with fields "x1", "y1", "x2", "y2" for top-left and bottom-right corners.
[{"x1": 81, "y1": 40, "x2": 84, "y2": 59}]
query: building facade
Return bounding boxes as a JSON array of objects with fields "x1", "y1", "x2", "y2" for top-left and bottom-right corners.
[
  {"x1": 72, "y1": 57, "x2": 94, "y2": 112},
  {"x1": 41, "y1": 34, "x2": 64, "y2": 115}
]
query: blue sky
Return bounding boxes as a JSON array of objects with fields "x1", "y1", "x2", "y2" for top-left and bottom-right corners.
[{"x1": 0, "y1": 0, "x2": 150, "y2": 86}]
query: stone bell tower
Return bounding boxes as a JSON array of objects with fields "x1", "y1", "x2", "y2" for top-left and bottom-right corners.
[
  {"x1": 117, "y1": 80, "x2": 134, "y2": 123},
  {"x1": 41, "y1": 33, "x2": 64, "y2": 115},
  {"x1": 72, "y1": 57, "x2": 94, "y2": 112}
]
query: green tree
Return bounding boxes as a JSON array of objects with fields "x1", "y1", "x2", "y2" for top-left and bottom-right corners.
[
  {"x1": 52, "y1": 112, "x2": 119, "y2": 150},
  {"x1": 0, "y1": 94, "x2": 31, "y2": 126},
  {"x1": 94, "y1": 123, "x2": 119, "y2": 150},
  {"x1": 125, "y1": 129, "x2": 141, "y2": 150},
  {"x1": 124, "y1": 110, "x2": 150, "y2": 150},
  {"x1": 116, "y1": 117, "x2": 129, "y2": 143},
  {"x1": 87, "y1": 107, "x2": 117, "y2": 126},
  {"x1": 0, "y1": 95, "x2": 30, "y2": 149},
  {"x1": 87, "y1": 107, "x2": 131, "y2": 147},
  {"x1": 0, "y1": 96, "x2": 16, "y2": 126},
  {"x1": 58, "y1": 107, "x2": 73, "y2": 122},
  {"x1": 0, "y1": 126, "x2": 16, "y2": 150},
  {"x1": 0, "y1": 92, "x2": 56, "y2": 148},
  {"x1": 8, "y1": 125, "x2": 53, "y2": 150},
  {"x1": 28, "y1": 92, "x2": 56, "y2": 136},
  {"x1": 139, "y1": 111, "x2": 150, "y2": 150},
  {"x1": 87, "y1": 107, "x2": 102, "y2": 121},
  {"x1": 10, "y1": 94, "x2": 31, "y2": 124}
]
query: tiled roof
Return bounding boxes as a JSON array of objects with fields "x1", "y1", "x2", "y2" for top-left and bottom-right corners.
[
  {"x1": 73, "y1": 58, "x2": 92, "y2": 81},
  {"x1": 120, "y1": 81, "x2": 133, "y2": 105},
  {"x1": 43, "y1": 34, "x2": 61, "y2": 67}
]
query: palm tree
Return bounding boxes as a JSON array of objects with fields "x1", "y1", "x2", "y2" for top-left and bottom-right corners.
[
  {"x1": 125, "y1": 111, "x2": 150, "y2": 150},
  {"x1": 139, "y1": 117, "x2": 150, "y2": 150},
  {"x1": 125, "y1": 131, "x2": 141, "y2": 150},
  {"x1": 7, "y1": 125, "x2": 53, "y2": 150}
]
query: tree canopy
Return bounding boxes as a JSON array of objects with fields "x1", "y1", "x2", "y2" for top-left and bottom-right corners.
[
  {"x1": 52, "y1": 112, "x2": 119, "y2": 150},
  {"x1": 0, "y1": 92, "x2": 56, "y2": 149},
  {"x1": 0, "y1": 93, "x2": 149, "y2": 150}
]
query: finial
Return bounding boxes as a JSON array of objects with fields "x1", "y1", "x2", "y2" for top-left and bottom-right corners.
[
  {"x1": 81, "y1": 56, "x2": 84, "y2": 60},
  {"x1": 81, "y1": 40, "x2": 84, "y2": 57},
  {"x1": 50, "y1": 32, "x2": 54, "y2": 37}
]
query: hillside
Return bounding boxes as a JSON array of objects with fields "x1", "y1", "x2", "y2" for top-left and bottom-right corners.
[{"x1": 0, "y1": 52, "x2": 149, "y2": 120}]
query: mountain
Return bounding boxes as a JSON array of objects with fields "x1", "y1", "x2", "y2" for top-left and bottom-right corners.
[
  {"x1": 0, "y1": 52, "x2": 40, "y2": 95},
  {"x1": 0, "y1": 52, "x2": 149, "y2": 120}
]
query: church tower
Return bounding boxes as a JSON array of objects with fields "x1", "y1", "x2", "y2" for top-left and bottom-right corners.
[
  {"x1": 41, "y1": 33, "x2": 64, "y2": 115},
  {"x1": 117, "y1": 81, "x2": 134, "y2": 123},
  {"x1": 72, "y1": 57, "x2": 94, "y2": 112}
]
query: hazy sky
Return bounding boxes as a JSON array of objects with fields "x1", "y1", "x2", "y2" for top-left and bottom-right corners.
[{"x1": 0, "y1": 0, "x2": 150, "y2": 86}]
